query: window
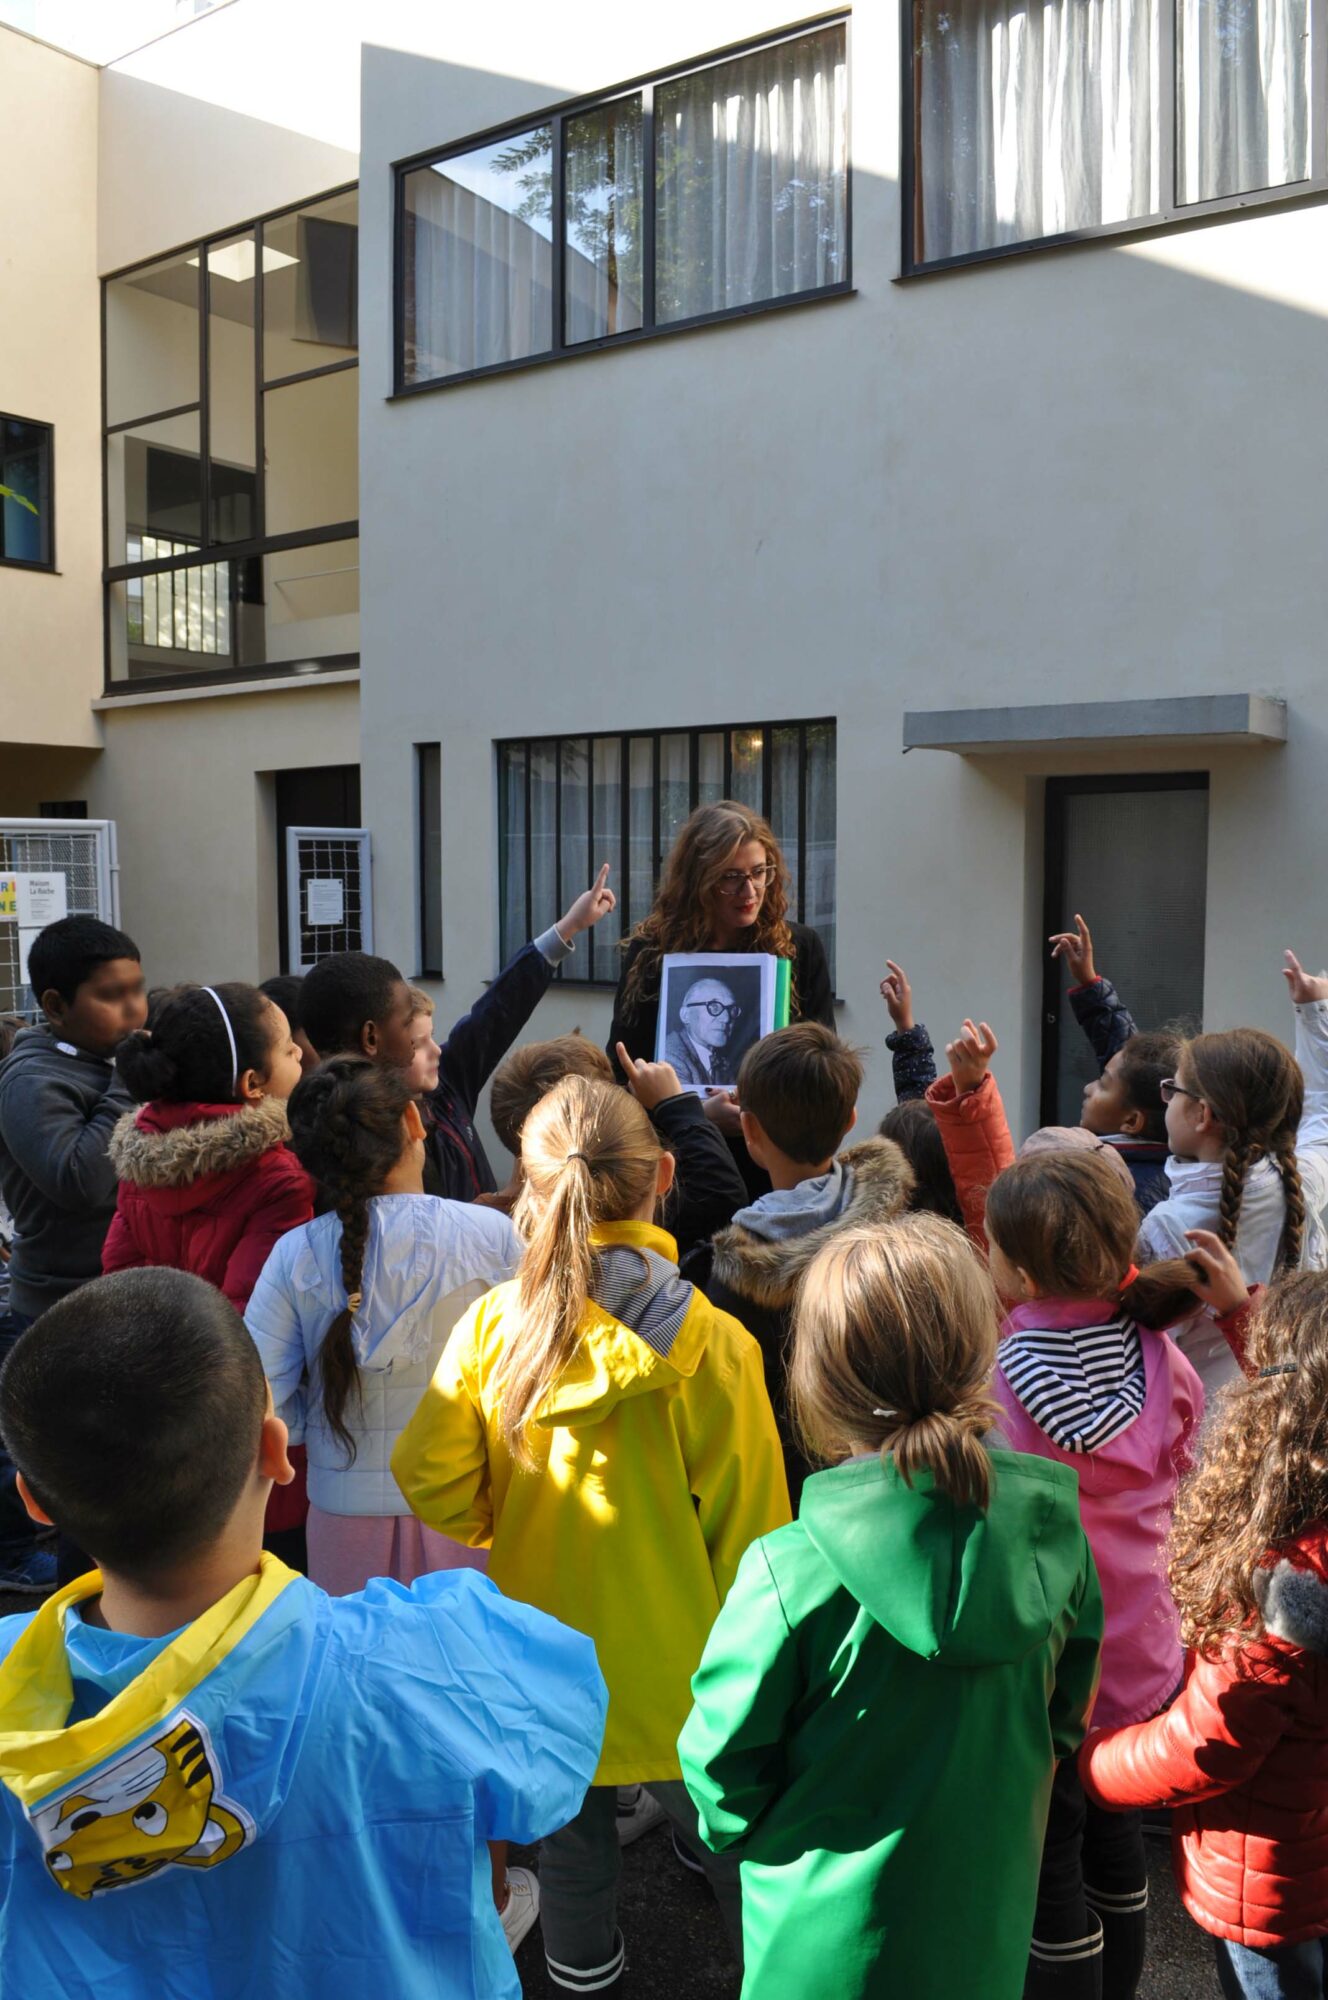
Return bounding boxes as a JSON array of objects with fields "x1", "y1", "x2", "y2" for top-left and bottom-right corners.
[
  {"x1": 497, "y1": 720, "x2": 836, "y2": 983},
  {"x1": 906, "y1": 0, "x2": 1315, "y2": 271},
  {"x1": 103, "y1": 185, "x2": 358, "y2": 688},
  {"x1": 1, "y1": 416, "x2": 53, "y2": 570},
  {"x1": 398, "y1": 21, "x2": 848, "y2": 392},
  {"x1": 417, "y1": 743, "x2": 443, "y2": 975}
]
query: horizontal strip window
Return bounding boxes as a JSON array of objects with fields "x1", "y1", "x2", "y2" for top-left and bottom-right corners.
[
  {"x1": 397, "y1": 18, "x2": 849, "y2": 394},
  {"x1": 1, "y1": 414, "x2": 54, "y2": 571},
  {"x1": 497, "y1": 720, "x2": 836, "y2": 985},
  {"x1": 904, "y1": 0, "x2": 1328, "y2": 273}
]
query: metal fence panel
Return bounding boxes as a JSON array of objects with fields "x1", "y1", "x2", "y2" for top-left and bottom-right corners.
[
  {"x1": 284, "y1": 826, "x2": 373, "y2": 975},
  {"x1": 0, "y1": 820, "x2": 118, "y2": 1019}
]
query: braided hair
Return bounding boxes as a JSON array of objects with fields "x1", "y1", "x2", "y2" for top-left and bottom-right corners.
[
  {"x1": 1184, "y1": 1029, "x2": 1305, "y2": 1273},
  {"x1": 286, "y1": 1056, "x2": 416, "y2": 1461}
]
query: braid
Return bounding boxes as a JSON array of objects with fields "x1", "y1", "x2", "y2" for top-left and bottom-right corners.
[
  {"x1": 1216, "y1": 1136, "x2": 1255, "y2": 1250},
  {"x1": 1272, "y1": 1130, "x2": 1306, "y2": 1273}
]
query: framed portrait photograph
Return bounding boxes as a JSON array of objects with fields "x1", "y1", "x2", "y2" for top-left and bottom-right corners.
[{"x1": 655, "y1": 953, "x2": 782, "y2": 1094}]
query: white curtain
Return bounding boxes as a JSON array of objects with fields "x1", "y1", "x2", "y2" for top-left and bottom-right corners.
[
  {"x1": 915, "y1": 0, "x2": 1160, "y2": 260},
  {"x1": 655, "y1": 26, "x2": 848, "y2": 322},
  {"x1": 565, "y1": 100, "x2": 645, "y2": 343},
  {"x1": 404, "y1": 144, "x2": 552, "y2": 383},
  {"x1": 1178, "y1": 0, "x2": 1309, "y2": 202}
]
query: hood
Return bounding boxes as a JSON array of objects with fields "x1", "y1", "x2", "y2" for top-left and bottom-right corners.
[
  {"x1": 799, "y1": 1451, "x2": 1084, "y2": 1666},
  {"x1": 109, "y1": 1099, "x2": 290, "y2": 1213},
  {"x1": 0, "y1": 1024, "x2": 114, "y2": 1094},
  {"x1": 1257, "y1": 1523, "x2": 1328, "y2": 1658},
  {"x1": 997, "y1": 1308, "x2": 1181, "y2": 1500},
  {"x1": 999, "y1": 1301, "x2": 1146, "y2": 1455},
  {"x1": 708, "y1": 1138, "x2": 914, "y2": 1310}
]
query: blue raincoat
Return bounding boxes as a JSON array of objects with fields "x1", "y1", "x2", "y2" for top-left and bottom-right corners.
[{"x1": 0, "y1": 1557, "x2": 606, "y2": 1998}]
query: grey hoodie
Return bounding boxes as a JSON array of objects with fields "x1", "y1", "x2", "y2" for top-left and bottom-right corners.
[{"x1": 0, "y1": 1027, "x2": 135, "y2": 1319}]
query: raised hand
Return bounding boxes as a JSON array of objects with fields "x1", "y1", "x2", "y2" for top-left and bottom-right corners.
[
  {"x1": 616, "y1": 1041, "x2": 683, "y2": 1112},
  {"x1": 702, "y1": 1088, "x2": 744, "y2": 1137},
  {"x1": 1049, "y1": 913, "x2": 1097, "y2": 988},
  {"x1": 1183, "y1": 1229, "x2": 1250, "y2": 1317},
  {"x1": 1282, "y1": 949, "x2": 1328, "y2": 1007},
  {"x1": 946, "y1": 1019, "x2": 998, "y2": 1096},
  {"x1": 558, "y1": 863, "x2": 616, "y2": 940},
  {"x1": 880, "y1": 960, "x2": 914, "y2": 1032}
]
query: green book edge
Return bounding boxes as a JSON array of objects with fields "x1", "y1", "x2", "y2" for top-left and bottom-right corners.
[{"x1": 774, "y1": 957, "x2": 791, "y2": 1029}]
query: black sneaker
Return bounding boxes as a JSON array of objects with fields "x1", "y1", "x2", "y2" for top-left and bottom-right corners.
[
  {"x1": 0, "y1": 1546, "x2": 56, "y2": 1595},
  {"x1": 671, "y1": 1828, "x2": 707, "y2": 1876}
]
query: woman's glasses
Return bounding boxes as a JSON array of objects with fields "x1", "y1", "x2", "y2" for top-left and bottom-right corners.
[
  {"x1": 683, "y1": 998, "x2": 743, "y2": 1020},
  {"x1": 1159, "y1": 1078, "x2": 1202, "y2": 1105},
  {"x1": 715, "y1": 865, "x2": 773, "y2": 898}
]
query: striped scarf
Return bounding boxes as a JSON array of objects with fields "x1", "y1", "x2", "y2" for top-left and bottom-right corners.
[{"x1": 1000, "y1": 1314, "x2": 1146, "y2": 1454}]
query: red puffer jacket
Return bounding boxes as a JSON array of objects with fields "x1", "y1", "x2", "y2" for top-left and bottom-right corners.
[
  {"x1": 1079, "y1": 1523, "x2": 1328, "y2": 1948},
  {"x1": 101, "y1": 1097, "x2": 314, "y2": 1312}
]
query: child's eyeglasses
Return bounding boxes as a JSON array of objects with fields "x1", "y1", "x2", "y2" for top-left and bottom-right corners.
[
  {"x1": 715, "y1": 866, "x2": 773, "y2": 897},
  {"x1": 684, "y1": 999, "x2": 743, "y2": 1020},
  {"x1": 1159, "y1": 1078, "x2": 1203, "y2": 1105}
]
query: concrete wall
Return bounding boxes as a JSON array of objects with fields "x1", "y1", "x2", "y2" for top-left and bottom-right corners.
[
  {"x1": 0, "y1": 29, "x2": 103, "y2": 752},
  {"x1": 356, "y1": 3, "x2": 1325, "y2": 1149}
]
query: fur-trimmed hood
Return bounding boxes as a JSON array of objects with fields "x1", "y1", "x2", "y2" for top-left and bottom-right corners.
[
  {"x1": 110, "y1": 1097, "x2": 292, "y2": 1208},
  {"x1": 707, "y1": 1137, "x2": 914, "y2": 1311},
  {"x1": 1257, "y1": 1526, "x2": 1328, "y2": 1658}
]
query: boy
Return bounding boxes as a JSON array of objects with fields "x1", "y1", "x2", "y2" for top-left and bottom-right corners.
[
  {"x1": 296, "y1": 866, "x2": 617, "y2": 1202},
  {"x1": 0, "y1": 1267, "x2": 606, "y2": 2000},
  {"x1": 682, "y1": 1023, "x2": 913, "y2": 1505}
]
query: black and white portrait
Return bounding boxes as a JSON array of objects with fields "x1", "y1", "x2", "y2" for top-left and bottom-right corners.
[{"x1": 657, "y1": 958, "x2": 765, "y2": 1091}]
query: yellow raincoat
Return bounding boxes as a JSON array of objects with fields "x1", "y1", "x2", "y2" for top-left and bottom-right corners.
[{"x1": 392, "y1": 1220, "x2": 790, "y2": 1783}]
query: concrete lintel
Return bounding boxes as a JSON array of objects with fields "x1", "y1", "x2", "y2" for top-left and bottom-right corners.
[{"x1": 902, "y1": 694, "x2": 1288, "y2": 754}]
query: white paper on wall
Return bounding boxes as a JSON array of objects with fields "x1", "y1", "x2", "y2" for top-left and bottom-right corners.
[
  {"x1": 15, "y1": 873, "x2": 68, "y2": 929},
  {"x1": 306, "y1": 879, "x2": 346, "y2": 927}
]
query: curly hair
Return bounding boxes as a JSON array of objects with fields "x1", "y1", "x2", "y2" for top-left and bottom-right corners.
[
  {"x1": 1168, "y1": 1271, "x2": 1328, "y2": 1658},
  {"x1": 1183, "y1": 1029, "x2": 1305, "y2": 1272},
  {"x1": 285, "y1": 1056, "x2": 415, "y2": 1461},
  {"x1": 619, "y1": 801, "x2": 795, "y2": 1010}
]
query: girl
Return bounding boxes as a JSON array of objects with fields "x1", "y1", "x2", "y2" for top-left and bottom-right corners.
[
  {"x1": 391, "y1": 1075, "x2": 790, "y2": 1998},
  {"x1": 104, "y1": 982, "x2": 311, "y2": 1310},
  {"x1": 1081, "y1": 1270, "x2": 1328, "y2": 2000},
  {"x1": 679, "y1": 1214, "x2": 1103, "y2": 2000},
  {"x1": 985, "y1": 1150, "x2": 1207, "y2": 2000}
]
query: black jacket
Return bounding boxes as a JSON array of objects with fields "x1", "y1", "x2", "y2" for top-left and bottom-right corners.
[
  {"x1": 0, "y1": 1027, "x2": 136, "y2": 1318},
  {"x1": 607, "y1": 919, "x2": 834, "y2": 1079},
  {"x1": 650, "y1": 1093, "x2": 748, "y2": 1259}
]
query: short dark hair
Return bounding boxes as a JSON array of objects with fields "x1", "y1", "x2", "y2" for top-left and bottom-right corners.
[
  {"x1": 0, "y1": 1269, "x2": 266, "y2": 1576},
  {"x1": 490, "y1": 1033, "x2": 615, "y2": 1156},
  {"x1": 259, "y1": 974, "x2": 304, "y2": 1023},
  {"x1": 297, "y1": 952, "x2": 405, "y2": 1058},
  {"x1": 738, "y1": 1022, "x2": 864, "y2": 1165},
  {"x1": 27, "y1": 915, "x2": 140, "y2": 1004},
  {"x1": 116, "y1": 983, "x2": 277, "y2": 1104},
  {"x1": 879, "y1": 1097, "x2": 962, "y2": 1225},
  {"x1": 1115, "y1": 1030, "x2": 1184, "y2": 1145}
]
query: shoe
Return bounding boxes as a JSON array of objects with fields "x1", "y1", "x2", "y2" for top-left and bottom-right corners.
[
  {"x1": 671, "y1": 1827, "x2": 707, "y2": 1876},
  {"x1": 616, "y1": 1785, "x2": 667, "y2": 1847},
  {"x1": 499, "y1": 1866, "x2": 540, "y2": 1955},
  {"x1": 0, "y1": 1546, "x2": 56, "y2": 1595}
]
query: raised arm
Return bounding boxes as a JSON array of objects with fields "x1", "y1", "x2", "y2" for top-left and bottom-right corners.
[
  {"x1": 924, "y1": 1020, "x2": 1015, "y2": 1248},
  {"x1": 880, "y1": 959, "x2": 937, "y2": 1103},
  {"x1": 1050, "y1": 914, "x2": 1138, "y2": 1069},
  {"x1": 617, "y1": 1044, "x2": 748, "y2": 1255}
]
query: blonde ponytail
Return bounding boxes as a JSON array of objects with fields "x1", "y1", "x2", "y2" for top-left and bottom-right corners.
[{"x1": 501, "y1": 1076, "x2": 662, "y2": 1469}]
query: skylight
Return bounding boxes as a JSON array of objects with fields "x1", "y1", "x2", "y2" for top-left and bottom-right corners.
[{"x1": 0, "y1": 0, "x2": 232, "y2": 67}]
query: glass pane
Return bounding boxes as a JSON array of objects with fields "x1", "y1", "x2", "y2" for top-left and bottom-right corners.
[
  {"x1": 107, "y1": 545, "x2": 233, "y2": 681},
  {"x1": 235, "y1": 537, "x2": 358, "y2": 669},
  {"x1": 264, "y1": 189, "x2": 359, "y2": 379},
  {"x1": 697, "y1": 731, "x2": 724, "y2": 808},
  {"x1": 770, "y1": 725, "x2": 800, "y2": 859},
  {"x1": 559, "y1": 738, "x2": 590, "y2": 983},
  {"x1": 106, "y1": 250, "x2": 200, "y2": 427},
  {"x1": 565, "y1": 96, "x2": 644, "y2": 343},
  {"x1": 208, "y1": 233, "x2": 258, "y2": 544},
  {"x1": 1178, "y1": 0, "x2": 1310, "y2": 203},
  {"x1": 402, "y1": 128, "x2": 554, "y2": 385},
  {"x1": 592, "y1": 735, "x2": 623, "y2": 968},
  {"x1": 804, "y1": 721, "x2": 836, "y2": 984},
  {"x1": 529, "y1": 740, "x2": 558, "y2": 940},
  {"x1": 0, "y1": 418, "x2": 49, "y2": 564},
  {"x1": 418, "y1": 742, "x2": 443, "y2": 973},
  {"x1": 629, "y1": 735, "x2": 655, "y2": 927},
  {"x1": 656, "y1": 26, "x2": 848, "y2": 324},
  {"x1": 659, "y1": 733, "x2": 690, "y2": 860},
  {"x1": 264, "y1": 369, "x2": 358, "y2": 536},
  {"x1": 913, "y1": 0, "x2": 1161, "y2": 264},
  {"x1": 729, "y1": 726, "x2": 764, "y2": 811},
  {"x1": 106, "y1": 411, "x2": 201, "y2": 566},
  {"x1": 499, "y1": 744, "x2": 528, "y2": 965}
]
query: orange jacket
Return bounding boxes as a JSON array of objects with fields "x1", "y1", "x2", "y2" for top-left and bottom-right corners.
[{"x1": 924, "y1": 1073, "x2": 1015, "y2": 1249}]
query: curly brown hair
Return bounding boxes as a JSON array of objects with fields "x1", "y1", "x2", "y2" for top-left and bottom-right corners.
[
  {"x1": 1168, "y1": 1271, "x2": 1328, "y2": 1658},
  {"x1": 620, "y1": 801, "x2": 795, "y2": 1010}
]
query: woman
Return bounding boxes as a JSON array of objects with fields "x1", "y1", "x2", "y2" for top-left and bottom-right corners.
[{"x1": 608, "y1": 802, "x2": 834, "y2": 1138}]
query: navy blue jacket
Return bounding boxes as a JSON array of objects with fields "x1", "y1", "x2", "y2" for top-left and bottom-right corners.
[{"x1": 1069, "y1": 976, "x2": 1170, "y2": 1215}]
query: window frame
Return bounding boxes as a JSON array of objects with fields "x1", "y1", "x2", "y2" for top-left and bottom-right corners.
[
  {"x1": 100, "y1": 181, "x2": 360, "y2": 696},
  {"x1": 392, "y1": 12, "x2": 853, "y2": 397},
  {"x1": 901, "y1": 0, "x2": 1328, "y2": 276},
  {"x1": 497, "y1": 717, "x2": 837, "y2": 987},
  {"x1": 0, "y1": 413, "x2": 55, "y2": 573}
]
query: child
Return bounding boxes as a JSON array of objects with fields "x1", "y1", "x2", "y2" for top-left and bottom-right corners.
[
  {"x1": 985, "y1": 1150, "x2": 1206, "y2": 1999},
  {"x1": 392, "y1": 1075, "x2": 790, "y2": 1996},
  {"x1": 1080, "y1": 1269, "x2": 1328, "y2": 2000},
  {"x1": 0, "y1": 1266, "x2": 605, "y2": 2000},
  {"x1": 296, "y1": 866, "x2": 617, "y2": 1202},
  {"x1": 482, "y1": 1031, "x2": 615, "y2": 1214},
  {"x1": 259, "y1": 974, "x2": 319, "y2": 1076},
  {"x1": 679, "y1": 1214, "x2": 1104, "y2": 2000},
  {"x1": 102, "y1": 982, "x2": 312, "y2": 1311},
  {"x1": 681, "y1": 1023, "x2": 914, "y2": 1507}
]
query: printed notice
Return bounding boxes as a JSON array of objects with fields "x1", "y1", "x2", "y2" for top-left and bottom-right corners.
[
  {"x1": 0, "y1": 878, "x2": 15, "y2": 921},
  {"x1": 15, "y1": 873, "x2": 68, "y2": 929},
  {"x1": 306, "y1": 879, "x2": 345, "y2": 927}
]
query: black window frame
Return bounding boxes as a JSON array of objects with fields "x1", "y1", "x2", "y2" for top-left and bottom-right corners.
[
  {"x1": 497, "y1": 717, "x2": 837, "y2": 987},
  {"x1": 0, "y1": 414, "x2": 55, "y2": 573},
  {"x1": 392, "y1": 12, "x2": 852, "y2": 398},
  {"x1": 902, "y1": 0, "x2": 1328, "y2": 276},
  {"x1": 101, "y1": 181, "x2": 360, "y2": 696}
]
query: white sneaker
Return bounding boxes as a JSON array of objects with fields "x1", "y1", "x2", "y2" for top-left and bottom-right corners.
[
  {"x1": 499, "y1": 1866, "x2": 540, "y2": 1955},
  {"x1": 615, "y1": 1784, "x2": 668, "y2": 1846}
]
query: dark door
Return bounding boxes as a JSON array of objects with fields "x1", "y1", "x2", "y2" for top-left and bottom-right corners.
[{"x1": 275, "y1": 764, "x2": 361, "y2": 973}]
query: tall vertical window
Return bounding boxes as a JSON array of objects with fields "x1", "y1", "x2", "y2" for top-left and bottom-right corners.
[
  {"x1": 907, "y1": 0, "x2": 1317, "y2": 270},
  {"x1": 398, "y1": 22, "x2": 848, "y2": 391},
  {"x1": 0, "y1": 416, "x2": 53, "y2": 570},
  {"x1": 497, "y1": 720, "x2": 836, "y2": 983},
  {"x1": 417, "y1": 743, "x2": 443, "y2": 975},
  {"x1": 103, "y1": 186, "x2": 359, "y2": 687}
]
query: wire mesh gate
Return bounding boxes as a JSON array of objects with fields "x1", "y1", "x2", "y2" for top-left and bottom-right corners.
[
  {"x1": 0, "y1": 820, "x2": 120, "y2": 1019},
  {"x1": 284, "y1": 826, "x2": 373, "y2": 975}
]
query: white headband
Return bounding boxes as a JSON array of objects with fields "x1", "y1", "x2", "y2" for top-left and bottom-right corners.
[{"x1": 202, "y1": 986, "x2": 239, "y2": 1094}]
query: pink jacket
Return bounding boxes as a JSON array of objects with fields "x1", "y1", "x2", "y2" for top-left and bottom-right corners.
[{"x1": 995, "y1": 1300, "x2": 1204, "y2": 1730}]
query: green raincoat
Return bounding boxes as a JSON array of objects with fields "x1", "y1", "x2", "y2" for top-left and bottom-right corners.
[{"x1": 679, "y1": 1450, "x2": 1104, "y2": 1999}]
